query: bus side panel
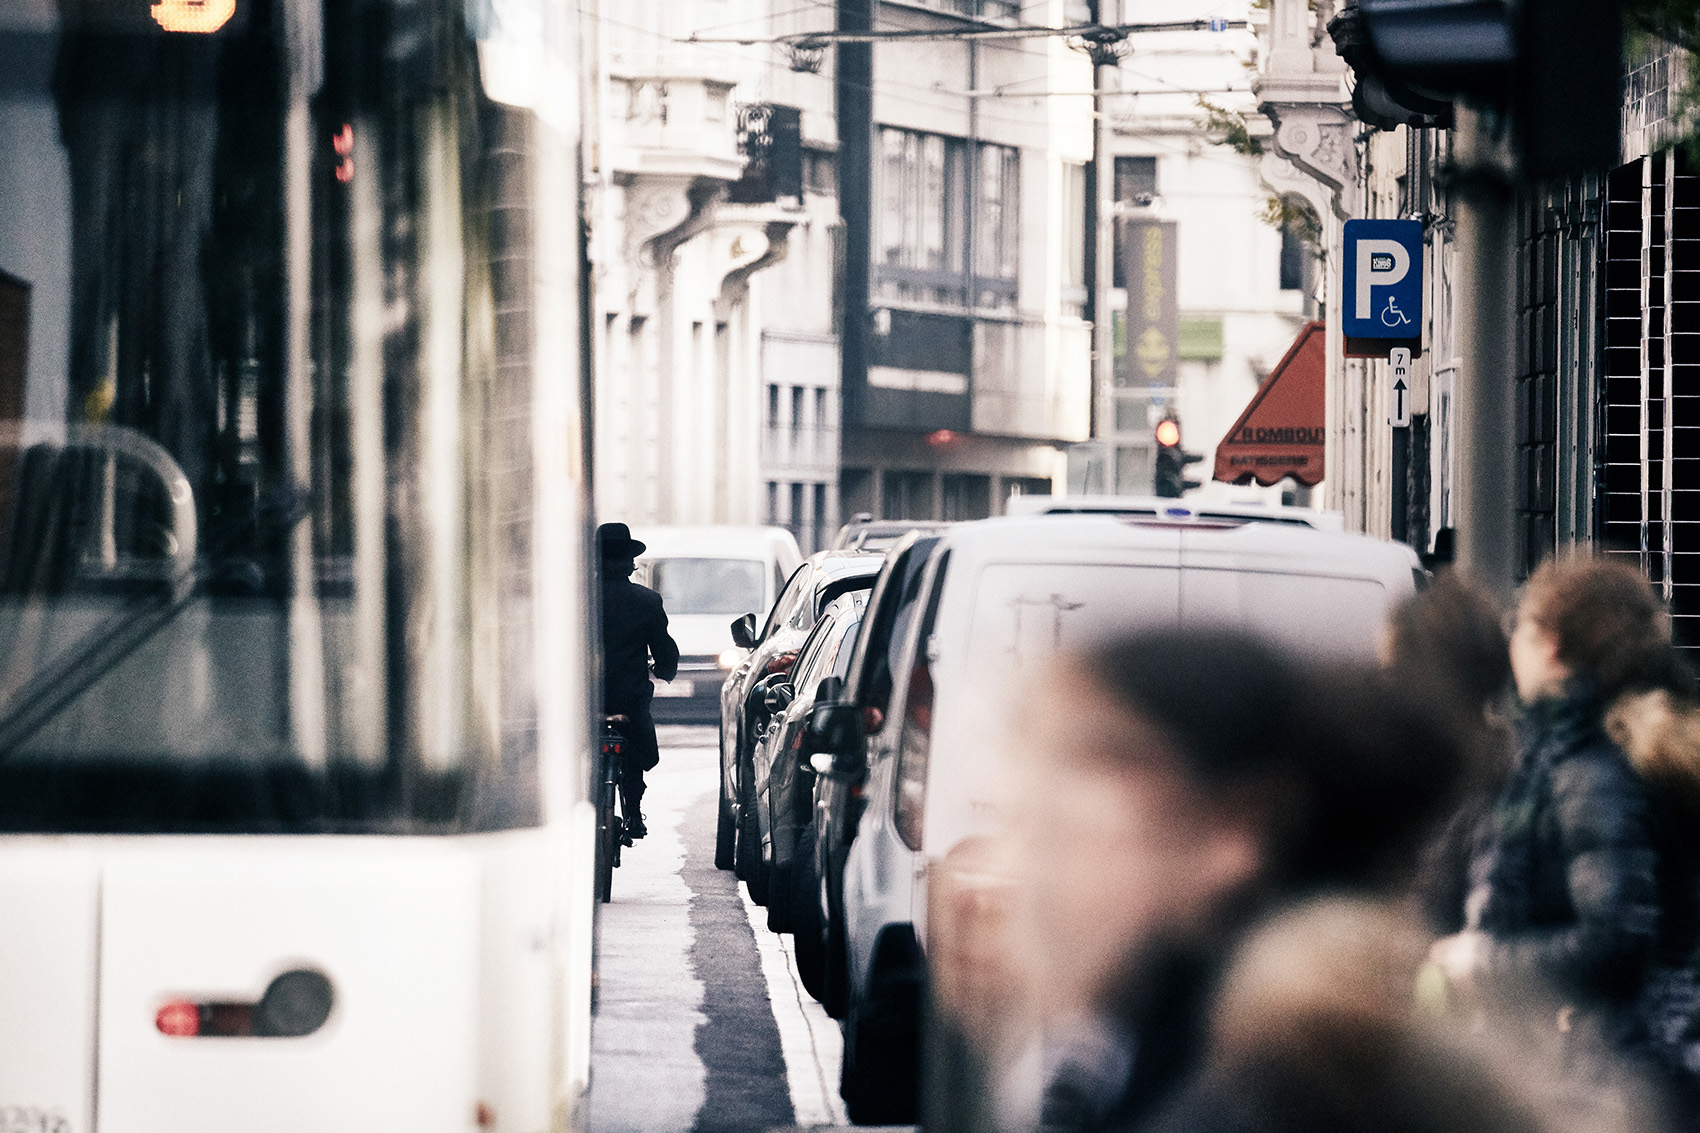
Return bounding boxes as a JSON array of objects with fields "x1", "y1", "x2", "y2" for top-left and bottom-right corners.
[
  {"x1": 0, "y1": 847, "x2": 99, "y2": 1132},
  {"x1": 97, "y1": 841, "x2": 481, "y2": 1132}
]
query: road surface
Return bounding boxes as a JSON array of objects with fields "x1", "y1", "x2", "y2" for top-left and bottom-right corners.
[{"x1": 588, "y1": 727, "x2": 855, "y2": 1133}]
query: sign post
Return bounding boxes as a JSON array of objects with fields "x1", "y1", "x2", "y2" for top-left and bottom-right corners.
[{"x1": 1388, "y1": 347, "x2": 1412, "y2": 428}]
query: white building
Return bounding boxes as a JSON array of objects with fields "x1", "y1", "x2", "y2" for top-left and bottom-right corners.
[{"x1": 585, "y1": 0, "x2": 843, "y2": 548}]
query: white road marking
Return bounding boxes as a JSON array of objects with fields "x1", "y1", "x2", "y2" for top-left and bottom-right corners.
[{"x1": 739, "y1": 883, "x2": 849, "y2": 1127}]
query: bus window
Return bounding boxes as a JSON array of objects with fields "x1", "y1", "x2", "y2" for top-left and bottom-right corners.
[{"x1": 0, "y1": 0, "x2": 564, "y2": 835}]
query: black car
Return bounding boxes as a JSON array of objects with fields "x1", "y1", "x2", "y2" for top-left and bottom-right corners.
[
  {"x1": 748, "y1": 589, "x2": 867, "y2": 930},
  {"x1": 794, "y1": 532, "x2": 946, "y2": 1021},
  {"x1": 714, "y1": 550, "x2": 883, "y2": 875}
]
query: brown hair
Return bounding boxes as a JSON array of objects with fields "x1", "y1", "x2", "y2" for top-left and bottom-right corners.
[
  {"x1": 1519, "y1": 555, "x2": 1670, "y2": 695},
  {"x1": 1387, "y1": 573, "x2": 1512, "y2": 714}
]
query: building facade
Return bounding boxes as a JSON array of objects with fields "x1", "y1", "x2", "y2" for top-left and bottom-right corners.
[{"x1": 836, "y1": 0, "x2": 1095, "y2": 522}]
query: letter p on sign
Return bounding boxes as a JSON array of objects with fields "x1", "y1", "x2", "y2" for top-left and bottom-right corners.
[{"x1": 1355, "y1": 240, "x2": 1410, "y2": 320}]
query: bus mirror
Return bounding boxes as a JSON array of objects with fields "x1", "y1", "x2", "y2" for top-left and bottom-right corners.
[
  {"x1": 730, "y1": 613, "x2": 757, "y2": 650},
  {"x1": 801, "y1": 701, "x2": 864, "y2": 775}
]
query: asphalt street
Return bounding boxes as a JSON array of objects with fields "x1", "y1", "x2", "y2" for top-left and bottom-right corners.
[{"x1": 588, "y1": 727, "x2": 853, "y2": 1133}]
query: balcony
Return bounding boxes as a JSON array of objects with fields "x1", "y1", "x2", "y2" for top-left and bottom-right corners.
[{"x1": 604, "y1": 76, "x2": 745, "y2": 183}]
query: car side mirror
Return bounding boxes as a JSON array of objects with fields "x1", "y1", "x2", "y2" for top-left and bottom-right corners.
[
  {"x1": 800, "y1": 701, "x2": 865, "y2": 776},
  {"x1": 815, "y1": 675, "x2": 844, "y2": 705},
  {"x1": 730, "y1": 613, "x2": 757, "y2": 650},
  {"x1": 763, "y1": 681, "x2": 794, "y2": 714}
]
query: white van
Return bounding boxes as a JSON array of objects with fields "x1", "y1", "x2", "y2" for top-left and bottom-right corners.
[
  {"x1": 811, "y1": 510, "x2": 1423, "y2": 1121},
  {"x1": 631, "y1": 526, "x2": 803, "y2": 725}
]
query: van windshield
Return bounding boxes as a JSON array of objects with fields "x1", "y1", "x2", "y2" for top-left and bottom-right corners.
[
  {"x1": 0, "y1": 0, "x2": 543, "y2": 833},
  {"x1": 649, "y1": 559, "x2": 767, "y2": 616}
]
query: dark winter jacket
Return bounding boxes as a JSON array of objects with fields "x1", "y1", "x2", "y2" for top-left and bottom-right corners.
[
  {"x1": 1469, "y1": 681, "x2": 1660, "y2": 1017},
  {"x1": 599, "y1": 574, "x2": 679, "y2": 715}
]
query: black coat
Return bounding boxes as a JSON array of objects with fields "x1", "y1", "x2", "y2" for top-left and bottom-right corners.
[
  {"x1": 600, "y1": 574, "x2": 679, "y2": 715},
  {"x1": 1470, "y1": 683, "x2": 1660, "y2": 1016}
]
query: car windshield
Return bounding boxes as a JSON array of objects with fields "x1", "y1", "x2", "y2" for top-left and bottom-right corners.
[
  {"x1": 649, "y1": 558, "x2": 767, "y2": 616},
  {"x1": 0, "y1": 0, "x2": 543, "y2": 833}
]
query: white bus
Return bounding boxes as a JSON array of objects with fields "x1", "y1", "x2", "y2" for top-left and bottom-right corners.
[{"x1": 0, "y1": 0, "x2": 598, "y2": 1129}]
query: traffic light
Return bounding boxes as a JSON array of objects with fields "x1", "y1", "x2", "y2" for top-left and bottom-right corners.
[
  {"x1": 1154, "y1": 417, "x2": 1203, "y2": 499},
  {"x1": 1351, "y1": 0, "x2": 1624, "y2": 179}
]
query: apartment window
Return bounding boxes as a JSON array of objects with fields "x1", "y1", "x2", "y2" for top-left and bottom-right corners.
[
  {"x1": 882, "y1": 470, "x2": 934, "y2": 520},
  {"x1": 791, "y1": 386, "x2": 805, "y2": 433},
  {"x1": 814, "y1": 387, "x2": 829, "y2": 432},
  {"x1": 812, "y1": 483, "x2": 827, "y2": 550},
  {"x1": 767, "y1": 383, "x2": 781, "y2": 429},
  {"x1": 1280, "y1": 216, "x2": 1308, "y2": 291},
  {"x1": 1114, "y1": 155, "x2": 1157, "y2": 207},
  {"x1": 975, "y1": 142, "x2": 1020, "y2": 307},
  {"x1": 873, "y1": 127, "x2": 1020, "y2": 310},
  {"x1": 941, "y1": 474, "x2": 992, "y2": 521},
  {"x1": 767, "y1": 480, "x2": 780, "y2": 524},
  {"x1": 804, "y1": 147, "x2": 837, "y2": 197},
  {"x1": 790, "y1": 482, "x2": 805, "y2": 537},
  {"x1": 1062, "y1": 162, "x2": 1087, "y2": 317},
  {"x1": 876, "y1": 127, "x2": 967, "y2": 305}
]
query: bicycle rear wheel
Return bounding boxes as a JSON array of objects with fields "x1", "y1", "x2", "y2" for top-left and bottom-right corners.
[{"x1": 595, "y1": 774, "x2": 617, "y2": 903}]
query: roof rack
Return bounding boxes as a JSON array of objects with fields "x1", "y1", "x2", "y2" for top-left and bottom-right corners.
[{"x1": 1002, "y1": 495, "x2": 1345, "y2": 532}]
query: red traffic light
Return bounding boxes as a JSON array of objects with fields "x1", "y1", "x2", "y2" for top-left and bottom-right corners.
[{"x1": 1155, "y1": 419, "x2": 1181, "y2": 447}]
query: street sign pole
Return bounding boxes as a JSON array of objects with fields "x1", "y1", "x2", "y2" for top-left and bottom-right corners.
[{"x1": 1389, "y1": 347, "x2": 1411, "y2": 543}]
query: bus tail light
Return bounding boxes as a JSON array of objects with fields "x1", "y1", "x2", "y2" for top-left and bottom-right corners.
[
  {"x1": 156, "y1": 1000, "x2": 201, "y2": 1037},
  {"x1": 154, "y1": 969, "x2": 333, "y2": 1038}
]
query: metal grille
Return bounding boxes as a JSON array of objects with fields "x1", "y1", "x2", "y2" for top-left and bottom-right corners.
[{"x1": 1595, "y1": 153, "x2": 1700, "y2": 654}]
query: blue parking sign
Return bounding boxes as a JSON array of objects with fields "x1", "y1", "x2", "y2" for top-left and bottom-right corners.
[{"x1": 1343, "y1": 219, "x2": 1423, "y2": 340}]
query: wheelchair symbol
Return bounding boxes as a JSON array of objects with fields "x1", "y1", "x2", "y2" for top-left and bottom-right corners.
[{"x1": 1381, "y1": 296, "x2": 1412, "y2": 328}]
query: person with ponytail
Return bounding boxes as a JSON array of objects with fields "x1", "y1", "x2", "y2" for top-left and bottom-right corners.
[{"x1": 1429, "y1": 555, "x2": 1700, "y2": 1120}]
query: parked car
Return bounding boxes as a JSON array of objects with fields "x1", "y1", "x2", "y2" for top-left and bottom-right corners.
[
  {"x1": 829, "y1": 514, "x2": 952, "y2": 553},
  {"x1": 630, "y1": 526, "x2": 801, "y2": 726},
  {"x1": 748, "y1": 590, "x2": 868, "y2": 929},
  {"x1": 800, "y1": 508, "x2": 1426, "y2": 1124},
  {"x1": 714, "y1": 550, "x2": 884, "y2": 873}
]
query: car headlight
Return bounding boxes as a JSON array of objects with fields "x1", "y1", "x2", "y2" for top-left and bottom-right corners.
[{"x1": 718, "y1": 647, "x2": 747, "y2": 670}]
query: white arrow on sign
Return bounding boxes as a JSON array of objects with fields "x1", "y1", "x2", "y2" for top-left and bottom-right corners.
[{"x1": 1388, "y1": 347, "x2": 1412, "y2": 429}]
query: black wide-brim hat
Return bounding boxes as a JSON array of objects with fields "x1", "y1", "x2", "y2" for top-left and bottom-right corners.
[{"x1": 597, "y1": 522, "x2": 646, "y2": 559}]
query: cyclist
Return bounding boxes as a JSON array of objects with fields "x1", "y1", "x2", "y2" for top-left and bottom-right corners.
[{"x1": 598, "y1": 522, "x2": 680, "y2": 840}]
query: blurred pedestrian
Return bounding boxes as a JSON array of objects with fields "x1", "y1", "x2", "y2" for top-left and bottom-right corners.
[
  {"x1": 1427, "y1": 555, "x2": 1700, "y2": 1119},
  {"x1": 977, "y1": 629, "x2": 1465, "y2": 1133},
  {"x1": 597, "y1": 522, "x2": 679, "y2": 840},
  {"x1": 1383, "y1": 573, "x2": 1515, "y2": 934}
]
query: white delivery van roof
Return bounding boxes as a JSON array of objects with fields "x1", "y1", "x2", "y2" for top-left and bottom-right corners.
[
  {"x1": 1002, "y1": 494, "x2": 1346, "y2": 532},
  {"x1": 632, "y1": 525, "x2": 803, "y2": 568},
  {"x1": 918, "y1": 514, "x2": 1422, "y2": 860}
]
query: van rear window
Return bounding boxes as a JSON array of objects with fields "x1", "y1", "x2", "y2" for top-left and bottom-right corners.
[{"x1": 649, "y1": 558, "x2": 767, "y2": 616}]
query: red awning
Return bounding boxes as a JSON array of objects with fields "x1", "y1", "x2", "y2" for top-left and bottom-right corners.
[{"x1": 1213, "y1": 321, "x2": 1326, "y2": 488}]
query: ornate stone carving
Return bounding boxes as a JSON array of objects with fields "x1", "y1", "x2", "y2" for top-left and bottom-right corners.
[
  {"x1": 1254, "y1": 0, "x2": 1360, "y2": 218},
  {"x1": 621, "y1": 175, "x2": 723, "y2": 269}
]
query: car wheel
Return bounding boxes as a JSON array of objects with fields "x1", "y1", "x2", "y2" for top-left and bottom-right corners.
[
  {"x1": 823, "y1": 870, "x2": 849, "y2": 1019},
  {"x1": 792, "y1": 825, "x2": 827, "y2": 1002},
  {"x1": 714, "y1": 782, "x2": 736, "y2": 872},
  {"x1": 738, "y1": 799, "x2": 768, "y2": 904},
  {"x1": 766, "y1": 864, "x2": 792, "y2": 933},
  {"x1": 840, "y1": 952, "x2": 920, "y2": 1126}
]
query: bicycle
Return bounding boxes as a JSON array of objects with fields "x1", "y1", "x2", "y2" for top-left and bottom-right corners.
[{"x1": 595, "y1": 714, "x2": 630, "y2": 904}]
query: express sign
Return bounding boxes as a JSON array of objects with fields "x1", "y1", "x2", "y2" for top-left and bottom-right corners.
[{"x1": 1342, "y1": 219, "x2": 1423, "y2": 341}]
